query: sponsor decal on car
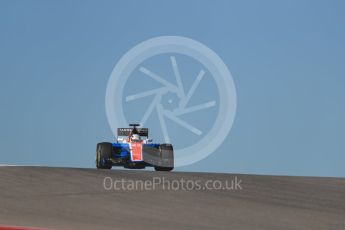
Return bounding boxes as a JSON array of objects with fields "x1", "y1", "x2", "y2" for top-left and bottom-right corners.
[{"x1": 130, "y1": 142, "x2": 143, "y2": 161}]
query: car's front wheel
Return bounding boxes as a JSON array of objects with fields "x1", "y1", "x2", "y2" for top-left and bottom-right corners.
[
  {"x1": 96, "y1": 142, "x2": 112, "y2": 169},
  {"x1": 154, "y1": 144, "x2": 174, "y2": 172}
]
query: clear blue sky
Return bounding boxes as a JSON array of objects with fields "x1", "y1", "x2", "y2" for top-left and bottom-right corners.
[{"x1": 1, "y1": 0, "x2": 344, "y2": 177}]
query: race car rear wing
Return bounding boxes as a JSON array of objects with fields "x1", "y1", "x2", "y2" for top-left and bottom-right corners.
[{"x1": 117, "y1": 128, "x2": 149, "y2": 138}]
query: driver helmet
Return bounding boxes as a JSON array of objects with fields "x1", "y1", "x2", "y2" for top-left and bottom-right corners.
[{"x1": 131, "y1": 134, "x2": 140, "y2": 141}]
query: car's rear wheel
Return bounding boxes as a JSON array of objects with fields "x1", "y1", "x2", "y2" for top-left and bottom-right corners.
[
  {"x1": 154, "y1": 144, "x2": 174, "y2": 171},
  {"x1": 96, "y1": 142, "x2": 112, "y2": 169}
]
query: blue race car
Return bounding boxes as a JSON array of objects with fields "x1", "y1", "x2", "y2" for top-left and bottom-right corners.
[{"x1": 96, "y1": 124, "x2": 174, "y2": 171}]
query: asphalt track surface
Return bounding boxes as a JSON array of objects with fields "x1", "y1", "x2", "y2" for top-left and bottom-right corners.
[{"x1": 0, "y1": 167, "x2": 344, "y2": 230}]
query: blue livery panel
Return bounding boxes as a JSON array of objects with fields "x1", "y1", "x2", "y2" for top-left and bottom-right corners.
[{"x1": 111, "y1": 143, "x2": 159, "y2": 162}]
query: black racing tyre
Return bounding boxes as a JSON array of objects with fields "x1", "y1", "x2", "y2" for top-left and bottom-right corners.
[
  {"x1": 96, "y1": 142, "x2": 112, "y2": 169},
  {"x1": 154, "y1": 144, "x2": 174, "y2": 172}
]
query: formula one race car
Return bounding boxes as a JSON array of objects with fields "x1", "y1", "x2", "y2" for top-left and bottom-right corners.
[{"x1": 96, "y1": 124, "x2": 174, "y2": 171}]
